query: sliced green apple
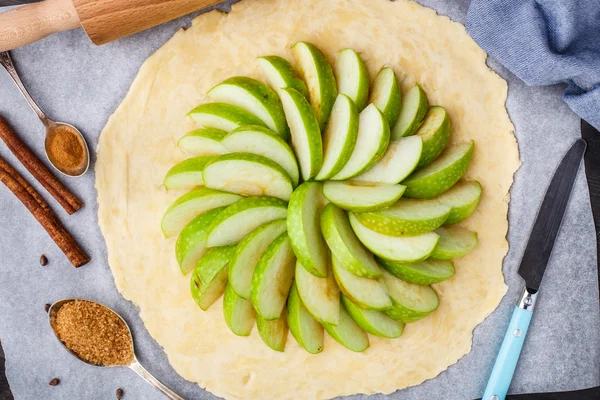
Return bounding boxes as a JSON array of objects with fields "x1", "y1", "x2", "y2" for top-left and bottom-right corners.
[
  {"x1": 431, "y1": 226, "x2": 478, "y2": 260},
  {"x1": 381, "y1": 269, "x2": 440, "y2": 323},
  {"x1": 322, "y1": 180, "x2": 405, "y2": 212},
  {"x1": 164, "y1": 156, "x2": 212, "y2": 190},
  {"x1": 279, "y1": 87, "x2": 323, "y2": 180},
  {"x1": 206, "y1": 197, "x2": 287, "y2": 247},
  {"x1": 256, "y1": 311, "x2": 288, "y2": 352},
  {"x1": 403, "y1": 141, "x2": 474, "y2": 198},
  {"x1": 353, "y1": 198, "x2": 450, "y2": 236},
  {"x1": 287, "y1": 282, "x2": 324, "y2": 354},
  {"x1": 332, "y1": 256, "x2": 391, "y2": 310},
  {"x1": 320, "y1": 203, "x2": 382, "y2": 278},
  {"x1": 228, "y1": 219, "x2": 287, "y2": 299},
  {"x1": 190, "y1": 245, "x2": 235, "y2": 311},
  {"x1": 391, "y1": 84, "x2": 429, "y2": 139},
  {"x1": 295, "y1": 261, "x2": 340, "y2": 325},
  {"x1": 257, "y1": 55, "x2": 309, "y2": 98},
  {"x1": 413, "y1": 106, "x2": 451, "y2": 169},
  {"x1": 251, "y1": 233, "x2": 296, "y2": 320},
  {"x1": 208, "y1": 77, "x2": 289, "y2": 139},
  {"x1": 334, "y1": 48, "x2": 369, "y2": 111},
  {"x1": 435, "y1": 180, "x2": 482, "y2": 225},
  {"x1": 291, "y1": 41, "x2": 337, "y2": 128},
  {"x1": 323, "y1": 301, "x2": 369, "y2": 352},
  {"x1": 222, "y1": 125, "x2": 299, "y2": 186},
  {"x1": 378, "y1": 258, "x2": 455, "y2": 285},
  {"x1": 188, "y1": 102, "x2": 266, "y2": 132},
  {"x1": 354, "y1": 136, "x2": 422, "y2": 184},
  {"x1": 341, "y1": 294, "x2": 404, "y2": 338},
  {"x1": 314, "y1": 94, "x2": 358, "y2": 180},
  {"x1": 369, "y1": 67, "x2": 402, "y2": 127},
  {"x1": 203, "y1": 153, "x2": 293, "y2": 201},
  {"x1": 177, "y1": 128, "x2": 229, "y2": 156},
  {"x1": 223, "y1": 284, "x2": 256, "y2": 336},
  {"x1": 161, "y1": 188, "x2": 242, "y2": 238},
  {"x1": 331, "y1": 104, "x2": 390, "y2": 180}
]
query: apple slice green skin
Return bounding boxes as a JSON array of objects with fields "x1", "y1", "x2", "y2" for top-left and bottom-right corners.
[
  {"x1": 228, "y1": 219, "x2": 287, "y2": 299},
  {"x1": 206, "y1": 196, "x2": 288, "y2": 247},
  {"x1": 251, "y1": 233, "x2": 296, "y2": 320},
  {"x1": 161, "y1": 188, "x2": 242, "y2": 238},
  {"x1": 322, "y1": 180, "x2": 406, "y2": 213},
  {"x1": 287, "y1": 182, "x2": 329, "y2": 277},
  {"x1": 177, "y1": 128, "x2": 229, "y2": 156},
  {"x1": 190, "y1": 245, "x2": 236, "y2": 311},
  {"x1": 320, "y1": 203, "x2": 382, "y2": 278},
  {"x1": 164, "y1": 156, "x2": 213, "y2": 190},
  {"x1": 334, "y1": 48, "x2": 369, "y2": 111},
  {"x1": 257, "y1": 55, "x2": 309, "y2": 99},
  {"x1": 176, "y1": 207, "x2": 226, "y2": 275},
  {"x1": 332, "y1": 256, "x2": 391, "y2": 311},
  {"x1": 188, "y1": 103, "x2": 266, "y2": 132},
  {"x1": 295, "y1": 261, "x2": 340, "y2": 325},
  {"x1": 287, "y1": 282, "x2": 324, "y2": 354},
  {"x1": 223, "y1": 284, "x2": 256, "y2": 336},
  {"x1": 323, "y1": 301, "x2": 370, "y2": 352},
  {"x1": 279, "y1": 87, "x2": 323, "y2": 181},
  {"x1": 431, "y1": 226, "x2": 478, "y2": 260},
  {"x1": 369, "y1": 67, "x2": 402, "y2": 127},
  {"x1": 315, "y1": 94, "x2": 359, "y2": 180},
  {"x1": 378, "y1": 258, "x2": 455, "y2": 285},
  {"x1": 353, "y1": 199, "x2": 451, "y2": 236},
  {"x1": 381, "y1": 269, "x2": 440, "y2": 323},
  {"x1": 434, "y1": 180, "x2": 482, "y2": 225},
  {"x1": 414, "y1": 106, "x2": 451, "y2": 169},
  {"x1": 292, "y1": 41, "x2": 338, "y2": 129},
  {"x1": 256, "y1": 311, "x2": 288, "y2": 352},
  {"x1": 391, "y1": 84, "x2": 429, "y2": 139},
  {"x1": 208, "y1": 76, "x2": 289, "y2": 140},
  {"x1": 341, "y1": 294, "x2": 404, "y2": 339},
  {"x1": 222, "y1": 125, "x2": 299, "y2": 187}
]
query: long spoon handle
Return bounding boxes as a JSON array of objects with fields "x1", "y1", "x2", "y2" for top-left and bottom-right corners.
[{"x1": 129, "y1": 361, "x2": 185, "y2": 400}]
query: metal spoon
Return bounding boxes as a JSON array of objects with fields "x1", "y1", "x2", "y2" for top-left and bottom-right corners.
[
  {"x1": 0, "y1": 51, "x2": 90, "y2": 177},
  {"x1": 48, "y1": 298, "x2": 185, "y2": 400}
]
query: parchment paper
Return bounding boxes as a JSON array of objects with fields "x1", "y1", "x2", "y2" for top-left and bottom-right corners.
[{"x1": 0, "y1": 1, "x2": 598, "y2": 399}]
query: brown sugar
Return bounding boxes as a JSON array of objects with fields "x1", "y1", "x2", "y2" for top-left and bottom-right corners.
[
  {"x1": 46, "y1": 125, "x2": 85, "y2": 172},
  {"x1": 52, "y1": 300, "x2": 134, "y2": 366}
]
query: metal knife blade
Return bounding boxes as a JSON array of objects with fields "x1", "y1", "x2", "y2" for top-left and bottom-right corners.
[{"x1": 518, "y1": 139, "x2": 586, "y2": 291}]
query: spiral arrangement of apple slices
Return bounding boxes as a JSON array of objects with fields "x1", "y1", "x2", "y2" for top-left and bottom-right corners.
[{"x1": 161, "y1": 42, "x2": 482, "y2": 353}]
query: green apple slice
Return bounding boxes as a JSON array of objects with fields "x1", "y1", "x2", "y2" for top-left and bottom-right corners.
[
  {"x1": 331, "y1": 104, "x2": 390, "y2": 180},
  {"x1": 382, "y1": 269, "x2": 440, "y2": 323},
  {"x1": 369, "y1": 67, "x2": 402, "y2": 127},
  {"x1": 378, "y1": 258, "x2": 455, "y2": 285},
  {"x1": 228, "y1": 219, "x2": 287, "y2": 299},
  {"x1": 206, "y1": 196, "x2": 287, "y2": 247},
  {"x1": 176, "y1": 207, "x2": 226, "y2": 275},
  {"x1": 341, "y1": 294, "x2": 404, "y2": 338},
  {"x1": 251, "y1": 233, "x2": 296, "y2": 320},
  {"x1": 295, "y1": 261, "x2": 340, "y2": 325},
  {"x1": 435, "y1": 180, "x2": 482, "y2": 225},
  {"x1": 413, "y1": 106, "x2": 451, "y2": 169},
  {"x1": 314, "y1": 94, "x2": 359, "y2": 180},
  {"x1": 256, "y1": 311, "x2": 288, "y2": 352},
  {"x1": 208, "y1": 77, "x2": 289, "y2": 139},
  {"x1": 190, "y1": 245, "x2": 235, "y2": 311},
  {"x1": 291, "y1": 41, "x2": 337, "y2": 128},
  {"x1": 161, "y1": 188, "x2": 242, "y2": 238},
  {"x1": 177, "y1": 128, "x2": 229, "y2": 156},
  {"x1": 322, "y1": 180, "x2": 405, "y2": 212},
  {"x1": 349, "y1": 213, "x2": 439, "y2": 262},
  {"x1": 257, "y1": 55, "x2": 309, "y2": 98},
  {"x1": 354, "y1": 136, "x2": 422, "y2": 184},
  {"x1": 334, "y1": 48, "x2": 369, "y2": 111},
  {"x1": 431, "y1": 226, "x2": 478, "y2": 260},
  {"x1": 279, "y1": 87, "x2": 323, "y2": 180},
  {"x1": 391, "y1": 84, "x2": 429, "y2": 139},
  {"x1": 287, "y1": 282, "x2": 324, "y2": 354},
  {"x1": 353, "y1": 199, "x2": 450, "y2": 236},
  {"x1": 222, "y1": 125, "x2": 299, "y2": 186},
  {"x1": 164, "y1": 156, "x2": 212, "y2": 190},
  {"x1": 287, "y1": 182, "x2": 329, "y2": 277},
  {"x1": 403, "y1": 141, "x2": 474, "y2": 199},
  {"x1": 188, "y1": 103, "x2": 266, "y2": 132},
  {"x1": 320, "y1": 203, "x2": 382, "y2": 278},
  {"x1": 203, "y1": 153, "x2": 293, "y2": 201},
  {"x1": 223, "y1": 284, "x2": 256, "y2": 336},
  {"x1": 332, "y1": 256, "x2": 391, "y2": 310},
  {"x1": 323, "y1": 301, "x2": 369, "y2": 352}
]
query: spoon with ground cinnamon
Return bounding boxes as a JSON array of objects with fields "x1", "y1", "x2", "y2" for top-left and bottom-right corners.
[{"x1": 49, "y1": 299, "x2": 184, "y2": 399}]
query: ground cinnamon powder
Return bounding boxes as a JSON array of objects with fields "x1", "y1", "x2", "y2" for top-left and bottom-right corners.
[
  {"x1": 52, "y1": 300, "x2": 134, "y2": 366},
  {"x1": 46, "y1": 125, "x2": 85, "y2": 172}
]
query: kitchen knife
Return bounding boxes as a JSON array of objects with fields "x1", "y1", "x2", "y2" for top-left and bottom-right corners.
[{"x1": 482, "y1": 138, "x2": 586, "y2": 400}]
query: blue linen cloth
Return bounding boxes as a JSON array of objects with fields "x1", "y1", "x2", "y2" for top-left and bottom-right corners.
[{"x1": 466, "y1": 0, "x2": 600, "y2": 130}]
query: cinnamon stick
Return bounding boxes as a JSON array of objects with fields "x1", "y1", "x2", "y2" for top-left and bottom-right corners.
[
  {"x1": 0, "y1": 116, "x2": 83, "y2": 214},
  {"x1": 0, "y1": 156, "x2": 89, "y2": 268}
]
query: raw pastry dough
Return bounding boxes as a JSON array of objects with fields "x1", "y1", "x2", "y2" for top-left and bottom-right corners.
[{"x1": 96, "y1": 0, "x2": 519, "y2": 398}]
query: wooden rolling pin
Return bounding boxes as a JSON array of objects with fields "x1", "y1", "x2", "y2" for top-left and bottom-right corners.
[{"x1": 0, "y1": 0, "x2": 224, "y2": 51}]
